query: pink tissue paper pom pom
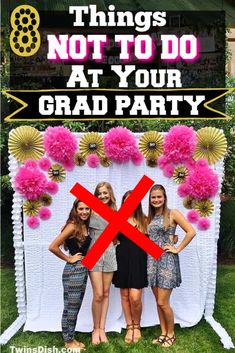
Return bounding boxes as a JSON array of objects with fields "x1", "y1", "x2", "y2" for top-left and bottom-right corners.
[
  {"x1": 187, "y1": 162, "x2": 219, "y2": 199},
  {"x1": 14, "y1": 166, "x2": 47, "y2": 200},
  {"x1": 39, "y1": 207, "x2": 51, "y2": 220},
  {"x1": 198, "y1": 217, "x2": 210, "y2": 230},
  {"x1": 63, "y1": 159, "x2": 75, "y2": 171},
  {"x1": 187, "y1": 210, "x2": 199, "y2": 223},
  {"x1": 196, "y1": 159, "x2": 209, "y2": 168},
  {"x1": 177, "y1": 183, "x2": 190, "y2": 197},
  {"x1": 185, "y1": 159, "x2": 196, "y2": 170},
  {"x1": 131, "y1": 150, "x2": 144, "y2": 166},
  {"x1": 46, "y1": 181, "x2": 59, "y2": 194},
  {"x1": 44, "y1": 126, "x2": 77, "y2": 167},
  {"x1": 163, "y1": 125, "x2": 197, "y2": 164},
  {"x1": 38, "y1": 157, "x2": 51, "y2": 171},
  {"x1": 87, "y1": 154, "x2": 100, "y2": 168},
  {"x1": 27, "y1": 216, "x2": 40, "y2": 229},
  {"x1": 24, "y1": 159, "x2": 38, "y2": 169},
  {"x1": 104, "y1": 127, "x2": 137, "y2": 163},
  {"x1": 163, "y1": 163, "x2": 174, "y2": 177},
  {"x1": 157, "y1": 155, "x2": 169, "y2": 169}
]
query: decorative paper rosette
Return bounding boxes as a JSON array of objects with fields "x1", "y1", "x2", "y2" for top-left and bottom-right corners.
[
  {"x1": 79, "y1": 132, "x2": 105, "y2": 158},
  {"x1": 43, "y1": 126, "x2": 77, "y2": 169},
  {"x1": 39, "y1": 193, "x2": 52, "y2": 206},
  {"x1": 173, "y1": 166, "x2": 189, "y2": 184},
  {"x1": 74, "y1": 152, "x2": 86, "y2": 166},
  {"x1": 163, "y1": 125, "x2": 197, "y2": 164},
  {"x1": 23, "y1": 200, "x2": 41, "y2": 216},
  {"x1": 183, "y1": 196, "x2": 195, "y2": 209},
  {"x1": 100, "y1": 156, "x2": 112, "y2": 167},
  {"x1": 194, "y1": 127, "x2": 227, "y2": 165},
  {"x1": 8, "y1": 126, "x2": 44, "y2": 162},
  {"x1": 194, "y1": 199, "x2": 214, "y2": 217},
  {"x1": 139, "y1": 131, "x2": 163, "y2": 161},
  {"x1": 104, "y1": 127, "x2": 138, "y2": 164},
  {"x1": 48, "y1": 164, "x2": 66, "y2": 182}
]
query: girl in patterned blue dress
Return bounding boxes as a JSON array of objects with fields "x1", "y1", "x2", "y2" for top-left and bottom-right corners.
[
  {"x1": 147, "y1": 184, "x2": 196, "y2": 348},
  {"x1": 49, "y1": 199, "x2": 91, "y2": 351}
]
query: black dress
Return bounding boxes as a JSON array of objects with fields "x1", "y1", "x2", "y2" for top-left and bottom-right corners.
[{"x1": 112, "y1": 232, "x2": 148, "y2": 289}]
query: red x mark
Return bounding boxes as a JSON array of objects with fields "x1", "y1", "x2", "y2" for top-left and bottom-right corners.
[{"x1": 70, "y1": 175, "x2": 164, "y2": 270}]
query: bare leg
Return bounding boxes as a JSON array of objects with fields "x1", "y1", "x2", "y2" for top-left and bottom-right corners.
[
  {"x1": 152, "y1": 287, "x2": 167, "y2": 337},
  {"x1": 99, "y1": 272, "x2": 113, "y2": 342},
  {"x1": 89, "y1": 272, "x2": 103, "y2": 344},
  {"x1": 129, "y1": 288, "x2": 142, "y2": 342},
  {"x1": 156, "y1": 288, "x2": 175, "y2": 347},
  {"x1": 120, "y1": 289, "x2": 133, "y2": 343}
]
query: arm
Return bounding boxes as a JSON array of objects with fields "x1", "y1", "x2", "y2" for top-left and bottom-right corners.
[
  {"x1": 164, "y1": 209, "x2": 196, "y2": 254},
  {"x1": 48, "y1": 223, "x2": 83, "y2": 263}
]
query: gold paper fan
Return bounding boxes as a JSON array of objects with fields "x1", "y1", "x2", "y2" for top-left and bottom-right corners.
[
  {"x1": 8, "y1": 126, "x2": 44, "y2": 162},
  {"x1": 146, "y1": 158, "x2": 157, "y2": 167},
  {"x1": 194, "y1": 199, "x2": 214, "y2": 217},
  {"x1": 74, "y1": 152, "x2": 86, "y2": 166},
  {"x1": 100, "y1": 156, "x2": 112, "y2": 167},
  {"x1": 23, "y1": 200, "x2": 41, "y2": 216},
  {"x1": 39, "y1": 193, "x2": 52, "y2": 206},
  {"x1": 79, "y1": 132, "x2": 105, "y2": 158},
  {"x1": 48, "y1": 164, "x2": 66, "y2": 182},
  {"x1": 173, "y1": 166, "x2": 189, "y2": 184},
  {"x1": 194, "y1": 127, "x2": 227, "y2": 165},
  {"x1": 139, "y1": 131, "x2": 163, "y2": 159},
  {"x1": 183, "y1": 196, "x2": 196, "y2": 209}
]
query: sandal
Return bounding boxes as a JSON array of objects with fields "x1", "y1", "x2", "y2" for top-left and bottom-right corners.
[
  {"x1": 152, "y1": 334, "x2": 166, "y2": 345},
  {"x1": 124, "y1": 323, "x2": 133, "y2": 344},
  {"x1": 133, "y1": 322, "x2": 141, "y2": 343},
  {"x1": 161, "y1": 335, "x2": 176, "y2": 348}
]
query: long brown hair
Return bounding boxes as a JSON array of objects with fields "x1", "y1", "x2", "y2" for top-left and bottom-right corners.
[
  {"x1": 63, "y1": 199, "x2": 90, "y2": 244},
  {"x1": 148, "y1": 184, "x2": 170, "y2": 230},
  {"x1": 122, "y1": 190, "x2": 147, "y2": 233},
  {"x1": 94, "y1": 181, "x2": 117, "y2": 211}
]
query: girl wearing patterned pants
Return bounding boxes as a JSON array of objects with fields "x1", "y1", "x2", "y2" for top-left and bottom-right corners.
[{"x1": 49, "y1": 199, "x2": 91, "y2": 351}]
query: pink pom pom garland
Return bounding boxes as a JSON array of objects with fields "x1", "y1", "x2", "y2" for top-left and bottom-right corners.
[
  {"x1": 39, "y1": 157, "x2": 51, "y2": 171},
  {"x1": 186, "y1": 162, "x2": 219, "y2": 199},
  {"x1": 187, "y1": 210, "x2": 200, "y2": 223},
  {"x1": 163, "y1": 163, "x2": 174, "y2": 177},
  {"x1": 87, "y1": 154, "x2": 100, "y2": 168},
  {"x1": 24, "y1": 159, "x2": 38, "y2": 169},
  {"x1": 163, "y1": 125, "x2": 197, "y2": 164},
  {"x1": 131, "y1": 150, "x2": 144, "y2": 166},
  {"x1": 14, "y1": 166, "x2": 47, "y2": 200},
  {"x1": 27, "y1": 216, "x2": 40, "y2": 229},
  {"x1": 104, "y1": 127, "x2": 137, "y2": 164},
  {"x1": 46, "y1": 181, "x2": 59, "y2": 194},
  {"x1": 39, "y1": 207, "x2": 52, "y2": 220},
  {"x1": 198, "y1": 217, "x2": 211, "y2": 230},
  {"x1": 44, "y1": 126, "x2": 77, "y2": 167}
]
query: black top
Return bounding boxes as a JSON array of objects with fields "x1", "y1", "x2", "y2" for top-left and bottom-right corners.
[
  {"x1": 65, "y1": 235, "x2": 91, "y2": 256},
  {"x1": 112, "y1": 231, "x2": 148, "y2": 289}
]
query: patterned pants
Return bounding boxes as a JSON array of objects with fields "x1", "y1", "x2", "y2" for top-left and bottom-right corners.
[{"x1": 62, "y1": 261, "x2": 88, "y2": 342}]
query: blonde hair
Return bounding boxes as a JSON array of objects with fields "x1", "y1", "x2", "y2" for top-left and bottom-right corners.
[
  {"x1": 148, "y1": 184, "x2": 170, "y2": 230},
  {"x1": 94, "y1": 181, "x2": 117, "y2": 211}
]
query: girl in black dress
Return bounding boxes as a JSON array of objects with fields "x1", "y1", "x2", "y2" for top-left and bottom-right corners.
[
  {"x1": 49, "y1": 199, "x2": 91, "y2": 351},
  {"x1": 113, "y1": 191, "x2": 147, "y2": 343}
]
